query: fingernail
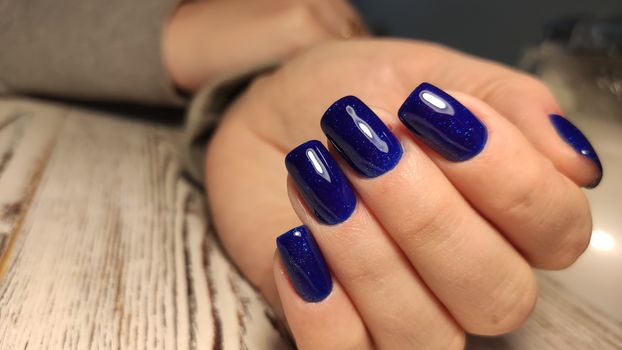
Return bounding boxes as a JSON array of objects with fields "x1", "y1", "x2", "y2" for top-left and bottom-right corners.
[
  {"x1": 277, "y1": 225, "x2": 332, "y2": 302},
  {"x1": 398, "y1": 82, "x2": 488, "y2": 161},
  {"x1": 286, "y1": 140, "x2": 356, "y2": 225},
  {"x1": 321, "y1": 96, "x2": 403, "y2": 178},
  {"x1": 550, "y1": 114, "x2": 603, "y2": 188}
]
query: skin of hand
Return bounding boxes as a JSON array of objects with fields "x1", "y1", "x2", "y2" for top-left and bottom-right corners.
[
  {"x1": 205, "y1": 39, "x2": 598, "y2": 349},
  {"x1": 162, "y1": 0, "x2": 366, "y2": 92}
]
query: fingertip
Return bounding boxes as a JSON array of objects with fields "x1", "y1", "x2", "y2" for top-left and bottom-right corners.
[
  {"x1": 438, "y1": 90, "x2": 603, "y2": 189},
  {"x1": 276, "y1": 225, "x2": 333, "y2": 303},
  {"x1": 549, "y1": 114, "x2": 603, "y2": 188},
  {"x1": 273, "y1": 231, "x2": 372, "y2": 350},
  {"x1": 476, "y1": 75, "x2": 602, "y2": 189}
]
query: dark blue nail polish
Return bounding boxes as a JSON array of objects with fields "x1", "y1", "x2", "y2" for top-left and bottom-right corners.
[
  {"x1": 398, "y1": 82, "x2": 488, "y2": 161},
  {"x1": 286, "y1": 140, "x2": 356, "y2": 224},
  {"x1": 321, "y1": 96, "x2": 403, "y2": 178},
  {"x1": 550, "y1": 114, "x2": 603, "y2": 188},
  {"x1": 277, "y1": 225, "x2": 332, "y2": 302}
]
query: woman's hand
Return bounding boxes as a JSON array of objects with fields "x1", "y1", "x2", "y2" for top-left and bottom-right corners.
[
  {"x1": 162, "y1": 0, "x2": 365, "y2": 91},
  {"x1": 205, "y1": 40, "x2": 600, "y2": 349}
]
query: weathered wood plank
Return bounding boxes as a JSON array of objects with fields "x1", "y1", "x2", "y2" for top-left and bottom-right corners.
[
  {"x1": 0, "y1": 98, "x2": 290, "y2": 350},
  {"x1": 0, "y1": 104, "x2": 64, "y2": 264}
]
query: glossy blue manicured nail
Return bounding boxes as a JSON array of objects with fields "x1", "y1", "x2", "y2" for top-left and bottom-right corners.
[
  {"x1": 550, "y1": 114, "x2": 603, "y2": 188},
  {"x1": 286, "y1": 140, "x2": 356, "y2": 224},
  {"x1": 398, "y1": 82, "x2": 488, "y2": 161},
  {"x1": 277, "y1": 225, "x2": 332, "y2": 302},
  {"x1": 321, "y1": 96, "x2": 403, "y2": 178}
]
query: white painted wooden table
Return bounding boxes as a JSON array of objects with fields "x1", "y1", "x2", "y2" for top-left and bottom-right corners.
[{"x1": 0, "y1": 97, "x2": 619, "y2": 349}]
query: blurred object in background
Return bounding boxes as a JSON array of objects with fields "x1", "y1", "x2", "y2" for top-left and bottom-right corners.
[
  {"x1": 521, "y1": 15, "x2": 622, "y2": 323},
  {"x1": 521, "y1": 16, "x2": 622, "y2": 120},
  {"x1": 544, "y1": 16, "x2": 622, "y2": 55},
  {"x1": 354, "y1": 0, "x2": 622, "y2": 65}
]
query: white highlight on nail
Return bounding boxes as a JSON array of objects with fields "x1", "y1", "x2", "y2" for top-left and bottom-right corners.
[
  {"x1": 345, "y1": 104, "x2": 389, "y2": 153},
  {"x1": 421, "y1": 91, "x2": 447, "y2": 109},
  {"x1": 358, "y1": 122, "x2": 373, "y2": 138},
  {"x1": 307, "y1": 149, "x2": 324, "y2": 174}
]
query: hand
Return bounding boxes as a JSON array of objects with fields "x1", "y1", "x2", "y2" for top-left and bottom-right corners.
[
  {"x1": 205, "y1": 39, "x2": 599, "y2": 349},
  {"x1": 162, "y1": 0, "x2": 365, "y2": 91}
]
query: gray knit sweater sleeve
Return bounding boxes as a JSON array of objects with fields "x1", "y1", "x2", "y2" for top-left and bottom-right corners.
[{"x1": 0, "y1": 0, "x2": 184, "y2": 105}]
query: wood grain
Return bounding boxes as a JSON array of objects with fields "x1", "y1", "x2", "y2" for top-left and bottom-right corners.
[
  {"x1": 0, "y1": 98, "x2": 290, "y2": 349},
  {"x1": 0, "y1": 97, "x2": 619, "y2": 349}
]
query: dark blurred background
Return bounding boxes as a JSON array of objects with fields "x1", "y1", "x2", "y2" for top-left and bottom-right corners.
[{"x1": 354, "y1": 0, "x2": 622, "y2": 65}]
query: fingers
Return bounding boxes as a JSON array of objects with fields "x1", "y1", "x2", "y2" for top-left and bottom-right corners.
[
  {"x1": 280, "y1": 83, "x2": 592, "y2": 340},
  {"x1": 406, "y1": 87, "x2": 592, "y2": 269},
  {"x1": 394, "y1": 41, "x2": 603, "y2": 188},
  {"x1": 271, "y1": 41, "x2": 596, "y2": 344},
  {"x1": 318, "y1": 97, "x2": 536, "y2": 335},
  {"x1": 297, "y1": 0, "x2": 368, "y2": 38},
  {"x1": 273, "y1": 234, "x2": 373, "y2": 350},
  {"x1": 284, "y1": 143, "x2": 464, "y2": 349},
  {"x1": 164, "y1": 0, "x2": 363, "y2": 91},
  {"x1": 470, "y1": 64, "x2": 602, "y2": 188}
]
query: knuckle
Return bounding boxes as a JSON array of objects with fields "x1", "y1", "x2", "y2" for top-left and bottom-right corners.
[
  {"x1": 486, "y1": 151, "x2": 592, "y2": 269},
  {"x1": 466, "y1": 268, "x2": 538, "y2": 335},
  {"x1": 286, "y1": 3, "x2": 317, "y2": 25},
  {"x1": 492, "y1": 161, "x2": 546, "y2": 217},
  {"x1": 377, "y1": 304, "x2": 465, "y2": 349},
  {"x1": 279, "y1": 4, "x2": 330, "y2": 42},
  {"x1": 538, "y1": 221, "x2": 591, "y2": 269},
  {"x1": 551, "y1": 193, "x2": 592, "y2": 269},
  {"x1": 480, "y1": 73, "x2": 560, "y2": 118},
  {"x1": 499, "y1": 278, "x2": 538, "y2": 333},
  {"x1": 520, "y1": 76, "x2": 560, "y2": 109},
  {"x1": 487, "y1": 73, "x2": 539, "y2": 96},
  {"x1": 521, "y1": 75, "x2": 555, "y2": 97},
  {"x1": 332, "y1": 218, "x2": 393, "y2": 285},
  {"x1": 367, "y1": 61, "x2": 400, "y2": 90},
  {"x1": 528, "y1": 183, "x2": 593, "y2": 269},
  {"x1": 391, "y1": 189, "x2": 459, "y2": 249},
  {"x1": 340, "y1": 252, "x2": 386, "y2": 285}
]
